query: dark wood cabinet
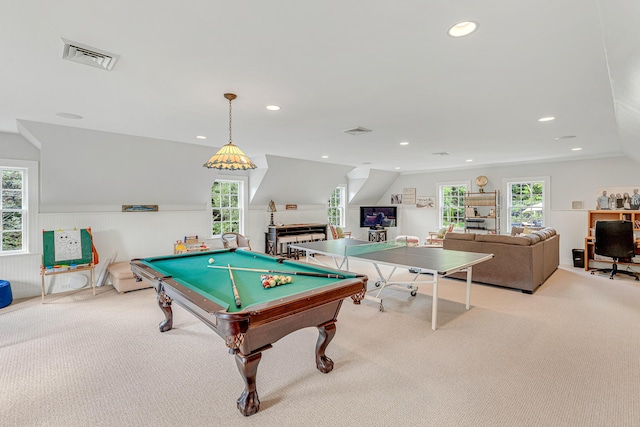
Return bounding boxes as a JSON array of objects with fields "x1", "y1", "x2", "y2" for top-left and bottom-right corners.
[{"x1": 264, "y1": 223, "x2": 328, "y2": 256}]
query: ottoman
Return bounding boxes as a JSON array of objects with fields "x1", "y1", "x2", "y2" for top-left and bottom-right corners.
[
  {"x1": 0, "y1": 280, "x2": 12, "y2": 308},
  {"x1": 108, "y1": 262, "x2": 152, "y2": 294}
]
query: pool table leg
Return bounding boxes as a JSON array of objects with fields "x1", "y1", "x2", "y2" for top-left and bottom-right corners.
[
  {"x1": 157, "y1": 289, "x2": 173, "y2": 332},
  {"x1": 316, "y1": 321, "x2": 336, "y2": 373},
  {"x1": 235, "y1": 350, "x2": 266, "y2": 416}
]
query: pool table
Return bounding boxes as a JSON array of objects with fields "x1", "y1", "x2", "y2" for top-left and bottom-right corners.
[{"x1": 130, "y1": 249, "x2": 367, "y2": 416}]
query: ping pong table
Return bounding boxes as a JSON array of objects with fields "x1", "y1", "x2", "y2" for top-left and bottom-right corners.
[{"x1": 289, "y1": 239, "x2": 493, "y2": 330}]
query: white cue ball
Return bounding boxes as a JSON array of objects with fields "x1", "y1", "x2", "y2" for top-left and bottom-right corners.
[{"x1": 208, "y1": 258, "x2": 215, "y2": 264}]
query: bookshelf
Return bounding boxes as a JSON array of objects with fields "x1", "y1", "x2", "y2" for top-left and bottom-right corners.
[
  {"x1": 584, "y1": 210, "x2": 640, "y2": 271},
  {"x1": 464, "y1": 191, "x2": 500, "y2": 234}
]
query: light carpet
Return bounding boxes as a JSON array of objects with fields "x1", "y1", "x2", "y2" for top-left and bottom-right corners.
[{"x1": 1, "y1": 260, "x2": 639, "y2": 426}]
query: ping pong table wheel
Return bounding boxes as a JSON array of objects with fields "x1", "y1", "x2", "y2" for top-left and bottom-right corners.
[
  {"x1": 410, "y1": 290, "x2": 417, "y2": 297},
  {"x1": 374, "y1": 281, "x2": 381, "y2": 287},
  {"x1": 378, "y1": 303, "x2": 384, "y2": 312}
]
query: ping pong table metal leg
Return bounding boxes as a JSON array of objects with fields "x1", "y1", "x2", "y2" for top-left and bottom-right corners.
[
  {"x1": 465, "y1": 266, "x2": 472, "y2": 309},
  {"x1": 432, "y1": 275, "x2": 438, "y2": 330}
]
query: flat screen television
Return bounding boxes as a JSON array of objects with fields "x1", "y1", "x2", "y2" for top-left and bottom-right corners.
[{"x1": 359, "y1": 206, "x2": 398, "y2": 228}]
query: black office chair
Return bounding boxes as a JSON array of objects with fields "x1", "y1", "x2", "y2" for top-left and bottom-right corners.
[{"x1": 591, "y1": 220, "x2": 639, "y2": 281}]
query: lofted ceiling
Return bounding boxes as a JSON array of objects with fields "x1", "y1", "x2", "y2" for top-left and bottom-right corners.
[{"x1": 2, "y1": 1, "x2": 640, "y2": 173}]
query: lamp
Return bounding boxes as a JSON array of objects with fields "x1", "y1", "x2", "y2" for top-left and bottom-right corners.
[
  {"x1": 267, "y1": 200, "x2": 277, "y2": 225},
  {"x1": 203, "y1": 93, "x2": 257, "y2": 170}
]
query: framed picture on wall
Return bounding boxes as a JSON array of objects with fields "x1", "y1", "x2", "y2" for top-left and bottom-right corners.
[
  {"x1": 416, "y1": 196, "x2": 435, "y2": 208},
  {"x1": 122, "y1": 205, "x2": 158, "y2": 212},
  {"x1": 402, "y1": 188, "x2": 416, "y2": 205}
]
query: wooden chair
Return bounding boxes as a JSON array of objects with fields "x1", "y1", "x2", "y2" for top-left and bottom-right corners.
[
  {"x1": 330, "y1": 225, "x2": 352, "y2": 239},
  {"x1": 427, "y1": 223, "x2": 454, "y2": 245},
  {"x1": 221, "y1": 232, "x2": 251, "y2": 250}
]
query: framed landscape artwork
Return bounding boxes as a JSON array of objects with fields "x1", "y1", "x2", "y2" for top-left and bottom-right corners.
[{"x1": 122, "y1": 205, "x2": 158, "y2": 212}]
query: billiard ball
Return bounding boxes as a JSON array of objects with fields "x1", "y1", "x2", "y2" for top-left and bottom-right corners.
[{"x1": 208, "y1": 258, "x2": 215, "y2": 264}]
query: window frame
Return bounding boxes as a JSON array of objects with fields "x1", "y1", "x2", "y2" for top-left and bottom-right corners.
[
  {"x1": 0, "y1": 159, "x2": 38, "y2": 256},
  {"x1": 503, "y1": 176, "x2": 549, "y2": 230},
  {"x1": 328, "y1": 185, "x2": 347, "y2": 227},
  {"x1": 210, "y1": 176, "x2": 248, "y2": 237},
  {"x1": 437, "y1": 180, "x2": 469, "y2": 229}
]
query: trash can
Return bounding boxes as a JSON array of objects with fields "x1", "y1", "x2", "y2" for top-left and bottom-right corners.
[
  {"x1": 0, "y1": 280, "x2": 12, "y2": 308},
  {"x1": 572, "y1": 249, "x2": 584, "y2": 268}
]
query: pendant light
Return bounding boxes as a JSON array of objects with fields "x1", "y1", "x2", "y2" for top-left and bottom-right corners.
[{"x1": 203, "y1": 93, "x2": 257, "y2": 170}]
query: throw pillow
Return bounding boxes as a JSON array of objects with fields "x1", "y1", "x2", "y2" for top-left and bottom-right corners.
[
  {"x1": 523, "y1": 226, "x2": 532, "y2": 234},
  {"x1": 437, "y1": 227, "x2": 448, "y2": 238},
  {"x1": 225, "y1": 236, "x2": 238, "y2": 248}
]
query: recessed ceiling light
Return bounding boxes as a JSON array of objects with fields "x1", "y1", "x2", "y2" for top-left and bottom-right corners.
[
  {"x1": 394, "y1": 167, "x2": 401, "y2": 170},
  {"x1": 266, "y1": 105, "x2": 280, "y2": 111},
  {"x1": 196, "y1": 135, "x2": 207, "y2": 139},
  {"x1": 400, "y1": 141, "x2": 409, "y2": 146},
  {"x1": 571, "y1": 147, "x2": 582, "y2": 151},
  {"x1": 466, "y1": 159, "x2": 473, "y2": 162},
  {"x1": 448, "y1": 21, "x2": 478, "y2": 37},
  {"x1": 538, "y1": 116, "x2": 555, "y2": 122},
  {"x1": 56, "y1": 112, "x2": 83, "y2": 119},
  {"x1": 321, "y1": 155, "x2": 329, "y2": 159}
]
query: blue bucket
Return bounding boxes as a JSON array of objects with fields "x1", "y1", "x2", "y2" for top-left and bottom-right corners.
[{"x1": 0, "y1": 280, "x2": 13, "y2": 308}]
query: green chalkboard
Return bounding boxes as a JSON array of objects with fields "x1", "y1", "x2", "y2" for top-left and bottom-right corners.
[{"x1": 42, "y1": 228, "x2": 94, "y2": 267}]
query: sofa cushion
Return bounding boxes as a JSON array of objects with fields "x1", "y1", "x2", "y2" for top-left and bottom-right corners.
[
  {"x1": 476, "y1": 234, "x2": 532, "y2": 246},
  {"x1": 524, "y1": 233, "x2": 542, "y2": 244},
  {"x1": 511, "y1": 226, "x2": 544, "y2": 236},
  {"x1": 444, "y1": 232, "x2": 476, "y2": 241}
]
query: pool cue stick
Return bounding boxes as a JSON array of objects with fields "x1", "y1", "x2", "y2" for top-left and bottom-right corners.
[
  {"x1": 227, "y1": 264, "x2": 242, "y2": 308},
  {"x1": 207, "y1": 264, "x2": 345, "y2": 279}
]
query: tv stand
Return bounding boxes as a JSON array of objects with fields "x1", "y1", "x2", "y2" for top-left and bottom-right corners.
[{"x1": 368, "y1": 228, "x2": 387, "y2": 242}]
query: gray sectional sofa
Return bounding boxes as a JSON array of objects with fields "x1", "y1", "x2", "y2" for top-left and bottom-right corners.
[{"x1": 443, "y1": 227, "x2": 559, "y2": 293}]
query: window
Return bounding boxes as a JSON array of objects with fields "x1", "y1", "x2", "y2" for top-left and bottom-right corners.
[
  {"x1": 211, "y1": 179, "x2": 246, "y2": 236},
  {"x1": 438, "y1": 182, "x2": 468, "y2": 228},
  {"x1": 1, "y1": 160, "x2": 37, "y2": 255},
  {"x1": 328, "y1": 186, "x2": 346, "y2": 227},
  {"x1": 1, "y1": 168, "x2": 24, "y2": 252},
  {"x1": 506, "y1": 178, "x2": 547, "y2": 228}
]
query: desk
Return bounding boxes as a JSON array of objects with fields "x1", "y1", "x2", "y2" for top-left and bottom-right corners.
[
  {"x1": 368, "y1": 229, "x2": 387, "y2": 242},
  {"x1": 131, "y1": 249, "x2": 367, "y2": 416},
  {"x1": 290, "y1": 239, "x2": 493, "y2": 330}
]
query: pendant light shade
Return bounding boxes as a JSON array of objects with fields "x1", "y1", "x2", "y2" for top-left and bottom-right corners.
[{"x1": 203, "y1": 93, "x2": 257, "y2": 170}]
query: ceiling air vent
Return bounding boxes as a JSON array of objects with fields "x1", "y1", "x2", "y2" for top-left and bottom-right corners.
[
  {"x1": 431, "y1": 151, "x2": 451, "y2": 156},
  {"x1": 61, "y1": 38, "x2": 120, "y2": 71},
  {"x1": 343, "y1": 126, "x2": 372, "y2": 135}
]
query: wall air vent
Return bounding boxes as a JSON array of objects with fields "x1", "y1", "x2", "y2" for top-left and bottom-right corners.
[
  {"x1": 61, "y1": 38, "x2": 120, "y2": 71},
  {"x1": 431, "y1": 152, "x2": 451, "y2": 156},
  {"x1": 343, "y1": 126, "x2": 372, "y2": 135}
]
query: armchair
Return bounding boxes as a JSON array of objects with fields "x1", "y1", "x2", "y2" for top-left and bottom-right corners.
[
  {"x1": 329, "y1": 225, "x2": 352, "y2": 239},
  {"x1": 427, "y1": 223, "x2": 454, "y2": 245}
]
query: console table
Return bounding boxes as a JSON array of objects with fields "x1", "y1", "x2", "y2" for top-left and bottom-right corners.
[
  {"x1": 368, "y1": 229, "x2": 387, "y2": 242},
  {"x1": 265, "y1": 223, "x2": 328, "y2": 256}
]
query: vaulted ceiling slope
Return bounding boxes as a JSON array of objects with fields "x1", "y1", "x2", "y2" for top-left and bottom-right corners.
[{"x1": 2, "y1": 1, "x2": 639, "y2": 174}]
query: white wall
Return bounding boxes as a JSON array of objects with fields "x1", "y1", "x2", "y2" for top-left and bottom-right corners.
[
  {"x1": 20, "y1": 121, "x2": 217, "y2": 212},
  {"x1": 371, "y1": 156, "x2": 640, "y2": 265},
  {"x1": 3, "y1": 127, "x2": 640, "y2": 300}
]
